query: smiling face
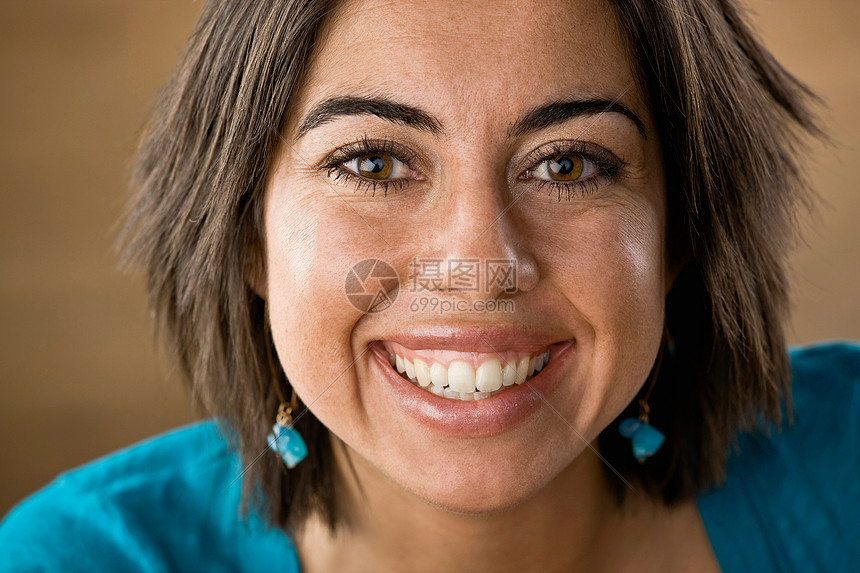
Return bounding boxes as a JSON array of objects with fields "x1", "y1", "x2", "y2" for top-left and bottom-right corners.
[{"x1": 262, "y1": 0, "x2": 670, "y2": 513}]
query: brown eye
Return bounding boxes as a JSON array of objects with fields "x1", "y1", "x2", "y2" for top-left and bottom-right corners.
[
  {"x1": 547, "y1": 155, "x2": 584, "y2": 181},
  {"x1": 526, "y1": 152, "x2": 598, "y2": 186},
  {"x1": 336, "y1": 147, "x2": 414, "y2": 189},
  {"x1": 357, "y1": 154, "x2": 393, "y2": 179}
]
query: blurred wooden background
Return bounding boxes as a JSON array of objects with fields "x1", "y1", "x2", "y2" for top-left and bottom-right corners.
[{"x1": 1, "y1": 0, "x2": 858, "y2": 515}]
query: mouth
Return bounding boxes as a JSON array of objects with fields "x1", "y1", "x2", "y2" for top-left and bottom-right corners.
[
  {"x1": 370, "y1": 332, "x2": 575, "y2": 437},
  {"x1": 382, "y1": 340, "x2": 551, "y2": 401}
]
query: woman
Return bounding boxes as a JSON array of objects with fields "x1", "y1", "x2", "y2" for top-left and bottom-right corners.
[{"x1": 1, "y1": 0, "x2": 857, "y2": 571}]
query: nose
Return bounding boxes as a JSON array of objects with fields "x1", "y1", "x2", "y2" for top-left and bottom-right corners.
[{"x1": 412, "y1": 166, "x2": 539, "y2": 298}]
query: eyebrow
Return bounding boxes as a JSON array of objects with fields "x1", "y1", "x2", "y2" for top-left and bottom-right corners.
[
  {"x1": 509, "y1": 99, "x2": 647, "y2": 139},
  {"x1": 295, "y1": 95, "x2": 646, "y2": 140},
  {"x1": 295, "y1": 96, "x2": 443, "y2": 140}
]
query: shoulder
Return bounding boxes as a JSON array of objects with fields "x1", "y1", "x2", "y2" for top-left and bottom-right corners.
[
  {"x1": 788, "y1": 340, "x2": 860, "y2": 405},
  {"x1": 779, "y1": 341, "x2": 860, "y2": 478},
  {"x1": 0, "y1": 420, "x2": 300, "y2": 572},
  {"x1": 698, "y1": 340, "x2": 860, "y2": 573}
]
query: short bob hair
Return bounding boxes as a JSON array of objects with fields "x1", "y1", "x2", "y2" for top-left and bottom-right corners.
[{"x1": 119, "y1": 0, "x2": 821, "y2": 533}]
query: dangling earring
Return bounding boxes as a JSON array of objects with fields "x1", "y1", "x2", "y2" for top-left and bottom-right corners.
[
  {"x1": 264, "y1": 319, "x2": 307, "y2": 469},
  {"x1": 267, "y1": 389, "x2": 307, "y2": 469},
  {"x1": 618, "y1": 330, "x2": 669, "y2": 464}
]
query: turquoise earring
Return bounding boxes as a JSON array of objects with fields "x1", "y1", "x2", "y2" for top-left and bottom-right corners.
[
  {"x1": 267, "y1": 389, "x2": 307, "y2": 469},
  {"x1": 618, "y1": 401, "x2": 665, "y2": 464},
  {"x1": 618, "y1": 335, "x2": 667, "y2": 463},
  {"x1": 264, "y1": 318, "x2": 307, "y2": 469}
]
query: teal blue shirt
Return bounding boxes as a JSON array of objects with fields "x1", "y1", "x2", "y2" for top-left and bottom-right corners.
[{"x1": 2, "y1": 342, "x2": 858, "y2": 572}]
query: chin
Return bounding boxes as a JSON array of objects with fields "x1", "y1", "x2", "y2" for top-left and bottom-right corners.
[{"x1": 373, "y1": 429, "x2": 589, "y2": 516}]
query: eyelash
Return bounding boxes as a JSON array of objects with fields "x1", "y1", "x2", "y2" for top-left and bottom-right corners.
[
  {"x1": 520, "y1": 140, "x2": 624, "y2": 201},
  {"x1": 320, "y1": 136, "x2": 416, "y2": 197},
  {"x1": 319, "y1": 137, "x2": 623, "y2": 200}
]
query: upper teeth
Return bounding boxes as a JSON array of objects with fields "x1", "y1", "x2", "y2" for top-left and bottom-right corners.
[{"x1": 385, "y1": 342, "x2": 551, "y2": 401}]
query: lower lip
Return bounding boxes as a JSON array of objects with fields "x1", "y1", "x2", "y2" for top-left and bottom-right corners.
[{"x1": 370, "y1": 340, "x2": 575, "y2": 438}]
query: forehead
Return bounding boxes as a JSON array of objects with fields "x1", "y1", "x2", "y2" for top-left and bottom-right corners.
[{"x1": 289, "y1": 0, "x2": 646, "y2": 135}]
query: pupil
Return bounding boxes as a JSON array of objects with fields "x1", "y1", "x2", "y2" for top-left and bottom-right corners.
[
  {"x1": 362, "y1": 155, "x2": 386, "y2": 173},
  {"x1": 552, "y1": 157, "x2": 574, "y2": 175}
]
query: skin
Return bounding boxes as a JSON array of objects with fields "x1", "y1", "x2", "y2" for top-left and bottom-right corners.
[{"x1": 259, "y1": 0, "x2": 720, "y2": 571}]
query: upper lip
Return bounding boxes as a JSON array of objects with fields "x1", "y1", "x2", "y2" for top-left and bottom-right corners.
[{"x1": 376, "y1": 324, "x2": 570, "y2": 353}]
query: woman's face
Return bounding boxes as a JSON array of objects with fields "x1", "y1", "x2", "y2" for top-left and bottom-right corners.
[{"x1": 264, "y1": 0, "x2": 670, "y2": 512}]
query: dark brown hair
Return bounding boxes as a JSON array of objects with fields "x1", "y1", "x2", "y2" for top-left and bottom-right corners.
[{"x1": 119, "y1": 0, "x2": 821, "y2": 533}]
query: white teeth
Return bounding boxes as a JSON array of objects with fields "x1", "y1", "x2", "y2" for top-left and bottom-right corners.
[
  {"x1": 443, "y1": 388, "x2": 460, "y2": 399},
  {"x1": 534, "y1": 352, "x2": 545, "y2": 373},
  {"x1": 413, "y1": 358, "x2": 431, "y2": 387},
  {"x1": 404, "y1": 358, "x2": 416, "y2": 380},
  {"x1": 502, "y1": 362, "x2": 517, "y2": 387},
  {"x1": 534, "y1": 350, "x2": 550, "y2": 374},
  {"x1": 447, "y1": 360, "x2": 476, "y2": 393},
  {"x1": 516, "y1": 357, "x2": 529, "y2": 384},
  {"x1": 430, "y1": 362, "x2": 448, "y2": 388},
  {"x1": 475, "y1": 359, "x2": 503, "y2": 392},
  {"x1": 387, "y1": 345, "x2": 554, "y2": 400}
]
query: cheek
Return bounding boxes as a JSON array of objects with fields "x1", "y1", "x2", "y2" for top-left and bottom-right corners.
[
  {"x1": 537, "y1": 201, "x2": 666, "y2": 424},
  {"x1": 593, "y1": 210, "x2": 666, "y2": 328},
  {"x1": 594, "y1": 210, "x2": 666, "y2": 387},
  {"x1": 264, "y1": 191, "x2": 378, "y2": 423},
  {"x1": 541, "y1": 201, "x2": 666, "y2": 325}
]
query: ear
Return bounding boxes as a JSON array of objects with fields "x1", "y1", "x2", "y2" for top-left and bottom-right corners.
[{"x1": 244, "y1": 244, "x2": 267, "y2": 299}]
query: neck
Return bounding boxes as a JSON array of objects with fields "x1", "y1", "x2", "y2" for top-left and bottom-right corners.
[{"x1": 294, "y1": 436, "x2": 698, "y2": 573}]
